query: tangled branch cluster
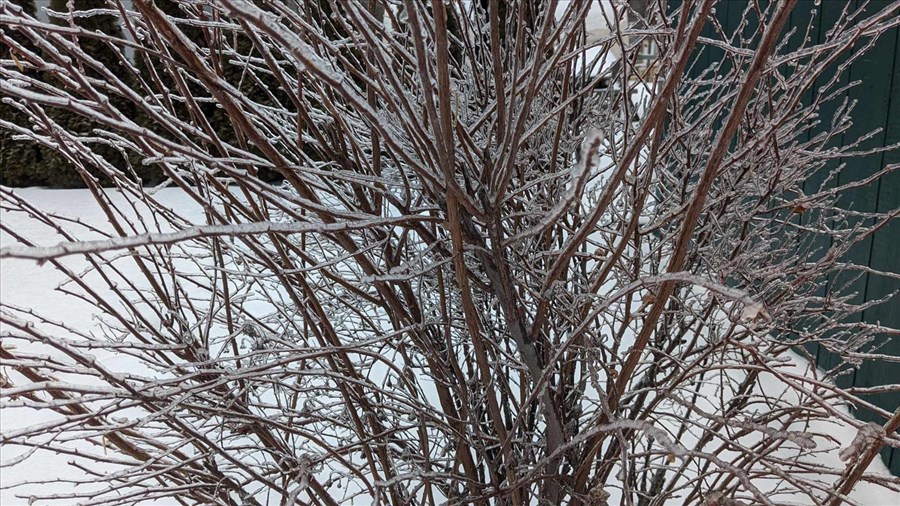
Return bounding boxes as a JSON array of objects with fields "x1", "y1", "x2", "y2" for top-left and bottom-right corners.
[{"x1": 1, "y1": 1, "x2": 899, "y2": 504}]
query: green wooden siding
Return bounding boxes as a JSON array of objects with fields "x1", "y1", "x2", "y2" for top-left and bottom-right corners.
[{"x1": 668, "y1": 0, "x2": 900, "y2": 474}]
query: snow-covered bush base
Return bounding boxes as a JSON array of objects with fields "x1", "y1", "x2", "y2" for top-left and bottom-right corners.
[{"x1": 2, "y1": 1, "x2": 900, "y2": 504}]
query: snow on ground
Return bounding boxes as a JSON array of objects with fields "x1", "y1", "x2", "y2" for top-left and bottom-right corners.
[
  {"x1": 0, "y1": 188, "x2": 208, "y2": 505},
  {"x1": 1, "y1": 188, "x2": 898, "y2": 505}
]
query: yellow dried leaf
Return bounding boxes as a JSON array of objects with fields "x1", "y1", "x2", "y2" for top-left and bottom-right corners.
[{"x1": 10, "y1": 52, "x2": 24, "y2": 72}]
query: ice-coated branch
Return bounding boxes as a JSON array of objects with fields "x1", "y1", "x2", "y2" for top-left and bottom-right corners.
[
  {"x1": 0, "y1": 215, "x2": 435, "y2": 261},
  {"x1": 1, "y1": 0, "x2": 898, "y2": 505}
]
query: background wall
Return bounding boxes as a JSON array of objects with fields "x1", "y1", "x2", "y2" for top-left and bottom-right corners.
[{"x1": 670, "y1": 0, "x2": 900, "y2": 474}]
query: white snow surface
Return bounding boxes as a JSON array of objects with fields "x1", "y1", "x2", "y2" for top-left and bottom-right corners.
[
  {"x1": 1, "y1": 188, "x2": 898, "y2": 505},
  {"x1": 0, "y1": 188, "x2": 210, "y2": 505}
]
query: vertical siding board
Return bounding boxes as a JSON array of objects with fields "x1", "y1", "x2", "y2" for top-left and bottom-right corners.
[
  {"x1": 859, "y1": 18, "x2": 900, "y2": 475},
  {"x1": 838, "y1": 0, "x2": 899, "y2": 472},
  {"x1": 805, "y1": 0, "x2": 855, "y2": 376},
  {"x1": 829, "y1": 0, "x2": 896, "y2": 400},
  {"x1": 788, "y1": 1, "x2": 824, "y2": 362},
  {"x1": 667, "y1": 0, "x2": 899, "y2": 474},
  {"x1": 832, "y1": 0, "x2": 893, "y2": 337}
]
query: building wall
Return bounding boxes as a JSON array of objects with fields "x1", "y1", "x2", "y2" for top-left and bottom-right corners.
[{"x1": 668, "y1": 0, "x2": 900, "y2": 475}]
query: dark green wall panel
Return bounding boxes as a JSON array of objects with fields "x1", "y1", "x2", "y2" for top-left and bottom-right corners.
[{"x1": 668, "y1": 0, "x2": 900, "y2": 475}]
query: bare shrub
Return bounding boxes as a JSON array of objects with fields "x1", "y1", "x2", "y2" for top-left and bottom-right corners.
[{"x1": 1, "y1": 1, "x2": 899, "y2": 504}]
